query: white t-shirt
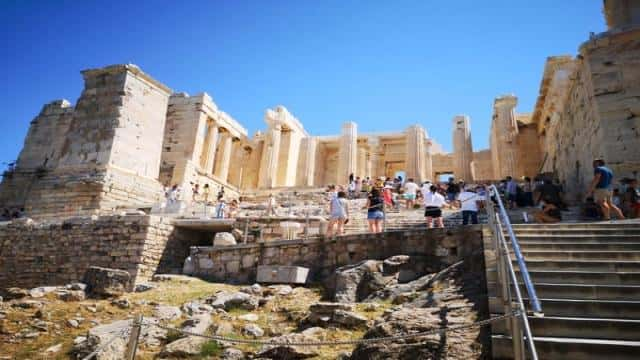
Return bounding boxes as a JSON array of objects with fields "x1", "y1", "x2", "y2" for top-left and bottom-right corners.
[
  {"x1": 404, "y1": 182, "x2": 419, "y2": 195},
  {"x1": 424, "y1": 191, "x2": 446, "y2": 207},
  {"x1": 458, "y1": 191, "x2": 480, "y2": 212},
  {"x1": 421, "y1": 183, "x2": 432, "y2": 195}
]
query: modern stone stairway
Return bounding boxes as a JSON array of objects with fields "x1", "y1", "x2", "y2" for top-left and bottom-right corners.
[{"x1": 488, "y1": 221, "x2": 640, "y2": 359}]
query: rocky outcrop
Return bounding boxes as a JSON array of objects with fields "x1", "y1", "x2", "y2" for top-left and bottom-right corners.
[
  {"x1": 302, "y1": 302, "x2": 368, "y2": 329},
  {"x1": 256, "y1": 327, "x2": 324, "y2": 359},
  {"x1": 84, "y1": 266, "x2": 133, "y2": 297},
  {"x1": 206, "y1": 291, "x2": 259, "y2": 311}
]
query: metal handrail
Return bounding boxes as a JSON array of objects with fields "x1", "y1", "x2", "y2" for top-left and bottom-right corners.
[
  {"x1": 489, "y1": 185, "x2": 542, "y2": 314},
  {"x1": 486, "y1": 184, "x2": 542, "y2": 360}
]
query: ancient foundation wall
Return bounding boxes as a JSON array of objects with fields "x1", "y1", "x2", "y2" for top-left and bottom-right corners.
[
  {"x1": 190, "y1": 225, "x2": 484, "y2": 283},
  {"x1": 0, "y1": 215, "x2": 182, "y2": 289}
]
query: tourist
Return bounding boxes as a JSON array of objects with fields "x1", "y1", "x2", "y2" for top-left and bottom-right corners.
[
  {"x1": 445, "y1": 177, "x2": 459, "y2": 203},
  {"x1": 215, "y1": 199, "x2": 226, "y2": 219},
  {"x1": 457, "y1": 186, "x2": 482, "y2": 225},
  {"x1": 348, "y1": 178, "x2": 357, "y2": 199},
  {"x1": 202, "y1": 184, "x2": 211, "y2": 204},
  {"x1": 424, "y1": 185, "x2": 446, "y2": 228},
  {"x1": 522, "y1": 177, "x2": 534, "y2": 207},
  {"x1": 420, "y1": 180, "x2": 432, "y2": 201},
  {"x1": 382, "y1": 185, "x2": 394, "y2": 209},
  {"x1": 612, "y1": 188, "x2": 622, "y2": 208},
  {"x1": 349, "y1": 173, "x2": 354, "y2": 186},
  {"x1": 0, "y1": 208, "x2": 10, "y2": 221},
  {"x1": 364, "y1": 188, "x2": 384, "y2": 233},
  {"x1": 217, "y1": 186, "x2": 225, "y2": 201},
  {"x1": 587, "y1": 159, "x2": 625, "y2": 220},
  {"x1": 327, "y1": 191, "x2": 349, "y2": 237},
  {"x1": 355, "y1": 176, "x2": 362, "y2": 196},
  {"x1": 266, "y1": 193, "x2": 277, "y2": 216},
  {"x1": 505, "y1": 176, "x2": 518, "y2": 209},
  {"x1": 532, "y1": 178, "x2": 563, "y2": 223},
  {"x1": 228, "y1": 199, "x2": 239, "y2": 218},
  {"x1": 191, "y1": 183, "x2": 200, "y2": 202},
  {"x1": 582, "y1": 196, "x2": 602, "y2": 220},
  {"x1": 168, "y1": 184, "x2": 179, "y2": 203},
  {"x1": 403, "y1": 178, "x2": 419, "y2": 209},
  {"x1": 622, "y1": 179, "x2": 639, "y2": 218}
]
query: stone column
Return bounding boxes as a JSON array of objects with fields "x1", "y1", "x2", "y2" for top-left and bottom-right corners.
[
  {"x1": 604, "y1": 0, "x2": 640, "y2": 30},
  {"x1": 298, "y1": 136, "x2": 317, "y2": 187},
  {"x1": 452, "y1": 115, "x2": 474, "y2": 182},
  {"x1": 357, "y1": 146, "x2": 367, "y2": 178},
  {"x1": 424, "y1": 139, "x2": 434, "y2": 181},
  {"x1": 493, "y1": 95, "x2": 519, "y2": 179},
  {"x1": 405, "y1": 125, "x2": 426, "y2": 182},
  {"x1": 258, "y1": 123, "x2": 282, "y2": 188},
  {"x1": 214, "y1": 131, "x2": 233, "y2": 182},
  {"x1": 337, "y1": 122, "x2": 358, "y2": 184},
  {"x1": 203, "y1": 122, "x2": 219, "y2": 174}
]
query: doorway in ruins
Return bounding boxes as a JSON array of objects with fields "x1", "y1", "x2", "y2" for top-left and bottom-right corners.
[
  {"x1": 435, "y1": 172, "x2": 455, "y2": 183},
  {"x1": 384, "y1": 161, "x2": 405, "y2": 179}
]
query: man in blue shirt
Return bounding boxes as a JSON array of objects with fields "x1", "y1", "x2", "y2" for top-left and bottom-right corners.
[{"x1": 588, "y1": 158, "x2": 625, "y2": 220}]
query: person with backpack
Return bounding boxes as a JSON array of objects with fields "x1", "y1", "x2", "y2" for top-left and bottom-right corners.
[{"x1": 364, "y1": 188, "x2": 385, "y2": 233}]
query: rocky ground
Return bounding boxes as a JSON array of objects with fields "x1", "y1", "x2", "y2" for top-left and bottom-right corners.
[{"x1": 0, "y1": 255, "x2": 489, "y2": 359}]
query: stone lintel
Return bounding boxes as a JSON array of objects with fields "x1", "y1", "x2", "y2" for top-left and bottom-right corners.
[{"x1": 81, "y1": 64, "x2": 172, "y2": 95}]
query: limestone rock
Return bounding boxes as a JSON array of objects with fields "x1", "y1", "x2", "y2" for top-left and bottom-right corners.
[
  {"x1": 58, "y1": 290, "x2": 86, "y2": 302},
  {"x1": 303, "y1": 302, "x2": 367, "y2": 329},
  {"x1": 84, "y1": 266, "x2": 133, "y2": 296},
  {"x1": 334, "y1": 260, "x2": 393, "y2": 302},
  {"x1": 67, "y1": 319, "x2": 80, "y2": 328},
  {"x1": 238, "y1": 313, "x2": 259, "y2": 322},
  {"x1": 110, "y1": 298, "x2": 131, "y2": 309},
  {"x1": 256, "y1": 327, "x2": 323, "y2": 359},
  {"x1": 153, "y1": 305, "x2": 182, "y2": 321},
  {"x1": 214, "y1": 232, "x2": 237, "y2": 246},
  {"x1": 181, "y1": 314, "x2": 213, "y2": 334},
  {"x1": 160, "y1": 336, "x2": 208, "y2": 357},
  {"x1": 134, "y1": 283, "x2": 155, "y2": 292},
  {"x1": 242, "y1": 323, "x2": 264, "y2": 337},
  {"x1": 67, "y1": 282, "x2": 88, "y2": 291},
  {"x1": 29, "y1": 286, "x2": 58, "y2": 298},
  {"x1": 182, "y1": 300, "x2": 214, "y2": 315},
  {"x1": 221, "y1": 347, "x2": 245, "y2": 360},
  {"x1": 4, "y1": 287, "x2": 29, "y2": 300},
  {"x1": 45, "y1": 343, "x2": 63, "y2": 354},
  {"x1": 207, "y1": 291, "x2": 259, "y2": 311}
]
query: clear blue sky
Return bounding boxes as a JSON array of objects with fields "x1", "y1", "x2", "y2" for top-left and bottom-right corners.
[{"x1": 1, "y1": 0, "x2": 605, "y2": 166}]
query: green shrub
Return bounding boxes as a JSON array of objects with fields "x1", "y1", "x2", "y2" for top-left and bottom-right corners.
[{"x1": 200, "y1": 340, "x2": 223, "y2": 357}]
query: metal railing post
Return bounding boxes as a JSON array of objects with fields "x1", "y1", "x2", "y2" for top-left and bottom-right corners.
[{"x1": 124, "y1": 314, "x2": 143, "y2": 360}]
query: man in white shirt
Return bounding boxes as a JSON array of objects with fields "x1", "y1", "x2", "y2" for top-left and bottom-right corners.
[
  {"x1": 423, "y1": 185, "x2": 446, "y2": 228},
  {"x1": 457, "y1": 186, "x2": 484, "y2": 225},
  {"x1": 403, "y1": 178, "x2": 419, "y2": 209}
]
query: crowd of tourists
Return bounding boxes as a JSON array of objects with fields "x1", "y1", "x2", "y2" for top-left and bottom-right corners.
[
  {"x1": 325, "y1": 157, "x2": 640, "y2": 236},
  {"x1": 163, "y1": 182, "x2": 240, "y2": 219}
]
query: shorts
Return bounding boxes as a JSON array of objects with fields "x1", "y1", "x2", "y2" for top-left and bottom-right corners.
[
  {"x1": 424, "y1": 206, "x2": 442, "y2": 218},
  {"x1": 594, "y1": 188, "x2": 612, "y2": 203},
  {"x1": 367, "y1": 210, "x2": 384, "y2": 220},
  {"x1": 447, "y1": 193, "x2": 456, "y2": 201},
  {"x1": 403, "y1": 193, "x2": 416, "y2": 200}
]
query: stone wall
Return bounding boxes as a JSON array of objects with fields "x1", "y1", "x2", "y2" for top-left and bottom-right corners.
[
  {"x1": 0, "y1": 215, "x2": 181, "y2": 289},
  {"x1": 472, "y1": 150, "x2": 494, "y2": 182},
  {"x1": 232, "y1": 216, "x2": 327, "y2": 243},
  {"x1": 189, "y1": 225, "x2": 484, "y2": 283}
]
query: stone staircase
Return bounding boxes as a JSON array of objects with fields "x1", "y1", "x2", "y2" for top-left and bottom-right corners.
[{"x1": 488, "y1": 221, "x2": 640, "y2": 359}]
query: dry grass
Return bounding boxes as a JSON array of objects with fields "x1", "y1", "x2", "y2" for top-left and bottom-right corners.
[{"x1": 0, "y1": 278, "x2": 392, "y2": 359}]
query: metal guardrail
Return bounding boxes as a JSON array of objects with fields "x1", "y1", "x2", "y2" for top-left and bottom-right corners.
[{"x1": 486, "y1": 184, "x2": 542, "y2": 360}]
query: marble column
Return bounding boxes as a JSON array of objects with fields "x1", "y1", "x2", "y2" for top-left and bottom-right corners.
[
  {"x1": 424, "y1": 139, "x2": 433, "y2": 181},
  {"x1": 405, "y1": 125, "x2": 426, "y2": 182},
  {"x1": 203, "y1": 122, "x2": 219, "y2": 174},
  {"x1": 452, "y1": 115, "x2": 473, "y2": 181},
  {"x1": 337, "y1": 122, "x2": 358, "y2": 184},
  {"x1": 493, "y1": 95, "x2": 519, "y2": 178},
  {"x1": 357, "y1": 146, "x2": 367, "y2": 178},
  {"x1": 298, "y1": 136, "x2": 317, "y2": 187},
  {"x1": 214, "y1": 131, "x2": 233, "y2": 182},
  {"x1": 258, "y1": 123, "x2": 282, "y2": 188}
]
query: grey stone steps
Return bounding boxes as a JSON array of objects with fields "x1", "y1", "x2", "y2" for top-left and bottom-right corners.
[
  {"x1": 487, "y1": 282, "x2": 640, "y2": 301},
  {"x1": 492, "y1": 334, "x2": 640, "y2": 360},
  {"x1": 510, "y1": 234, "x2": 640, "y2": 242},
  {"x1": 516, "y1": 242, "x2": 640, "y2": 251},
  {"x1": 512, "y1": 250, "x2": 640, "y2": 261},
  {"x1": 487, "y1": 268, "x2": 640, "y2": 285},
  {"x1": 515, "y1": 259, "x2": 640, "y2": 272},
  {"x1": 491, "y1": 315, "x2": 640, "y2": 341},
  {"x1": 513, "y1": 222, "x2": 640, "y2": 229},
  {"x1": 489, "y1": 297, "x2": 640, "y2": 319}
]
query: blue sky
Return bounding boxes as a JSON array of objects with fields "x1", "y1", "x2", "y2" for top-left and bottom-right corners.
[{"x1": 1, "y1": 0, "x2": 605, "y2": 166}]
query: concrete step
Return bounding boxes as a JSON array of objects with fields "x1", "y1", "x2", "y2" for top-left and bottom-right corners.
[
  {"x1": 491, "y1": 315, "x2": 640, "y2": 341},
  {"x1": 489, "y1": 297, "x2": 640, "y2": 319},
  {"x1": 487, "y1": 282, "x2": 640, "y2": 301},
  {"x1": 514, "y1": 250, "x2": 640, "y2": 261},
  {"x1": 487, "y1": 269, "x2": 640, "y2": 286},
  {"x1": 511, "y1": 228, "x2": 640, "y2": 236},
  {"x1": 492, "y1": 334, "x2": 640, "y2": 360},
  {"x1": 510, "y1": 235, "x2": 640, "y2": 243},
  {"x1": 513, "y1": 222, "x2": 640, "y2": 230},
  {"x1": 515, "y1": 242, "x2": 640, "y2": 251},
  {"x1": 519, "y1": 259, "x2": 640, "y2": 272}
]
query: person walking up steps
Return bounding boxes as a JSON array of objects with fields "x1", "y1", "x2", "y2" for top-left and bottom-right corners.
[
  {"x1": 403, "y1": 178, "x2": 419, "y2": 209},
  {"x1": 364, "y1": 188, "x2": 385, "y2": 233},
  {"x1": 327, "y1": 191, "x2": 349, "y2": 237},
  {"x1": 587, "y1": 158, "x2": 625, "y2": 220},
  {"x1": 424, "y1": 185, "x2": 446, "y2": 228}
]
